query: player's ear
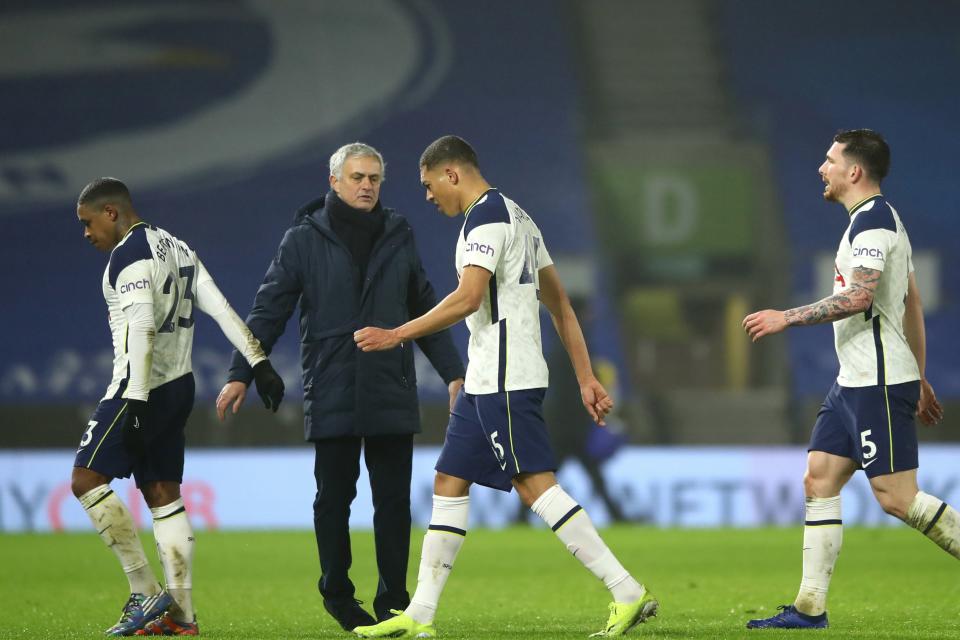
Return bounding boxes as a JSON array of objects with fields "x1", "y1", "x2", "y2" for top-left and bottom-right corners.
[
  {"x1": 446, "y1": 166, "x2": 459, "y2": 185},
  {"x1": 103, "y1": 204, "x2": 118, "y2": 221},
  {"x1": 850, "y1": 164, "x2": 862, "y2": 183}
]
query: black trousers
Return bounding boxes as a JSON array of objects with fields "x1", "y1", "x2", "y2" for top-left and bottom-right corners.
[{"x1": 313, "y1": 434, "x2": 413, "y2": 617}]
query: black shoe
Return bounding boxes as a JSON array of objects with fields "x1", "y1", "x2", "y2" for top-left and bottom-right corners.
[
  {"x1": 374, "y1": 597, "x2": 410, "y2": 622},
  {"x1": 375, "y1": 608, "x2": 400, "y2": 623},
  {"x1": 323, "y1": 598, "x2": 376, "y2": 631}
]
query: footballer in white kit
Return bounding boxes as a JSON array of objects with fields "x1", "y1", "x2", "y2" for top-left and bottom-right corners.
[
  {"x1": 808, "y1": 193, "x2": 923, "y2": 477},
  {"x1": 743, "y1": 130, "x2": 956, "y2": 632},
  {"x1": 76, "y1": 215, "x2": 278, "y2": 482},
  {"x1": 71, "y1": 178, "x2": 284, "y2": 637},
  {"x1": 353, "y1": 137, "x2": 657, "y2": 639}
]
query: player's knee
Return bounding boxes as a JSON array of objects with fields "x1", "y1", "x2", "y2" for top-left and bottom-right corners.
[
  {"x1": 802, "y1": 469, "x2": 835, "y2": 497},
  {"x1": 873, "y1": 488, "x2": 910, "y2": 520},
  {"x1": 802, "y1": 471, "x2": 817, "y2": 496},
  {"x1": 71, "y1": 467, "x2": 107, "y2": 499},
  {"x1": 433, "y1": 472, "x2": 470, "y2": 498},
  {"x1": 140, "y1": 481, "x2": 181, "y2": 509}
]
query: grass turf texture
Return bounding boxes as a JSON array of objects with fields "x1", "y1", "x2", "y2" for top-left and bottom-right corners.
[{"x1": 1, "y1": 527, "x2": 957, "y2": 639}]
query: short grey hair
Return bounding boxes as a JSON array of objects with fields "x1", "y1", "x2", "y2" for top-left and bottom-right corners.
[{"x1": 329, "y1": 142, "x2": 386, "y2": 181}]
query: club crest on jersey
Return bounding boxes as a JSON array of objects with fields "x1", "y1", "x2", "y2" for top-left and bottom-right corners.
[
  {"x1": 466, "y1": 241, "x2": 495, "y2": 257},
  {"x1": 119, "y1": 278, "x2": 150, "y2": 294}
]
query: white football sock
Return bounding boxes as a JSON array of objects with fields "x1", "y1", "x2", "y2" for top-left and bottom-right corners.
[
  {"x1": 794, "y1": 495, "x2": 842, "y2": 616},
  {"x1": 406, "y1": 495, "x2": 470, "y2": 625},
  {"x1": 80, "y1": 485, "x2": 161, "y2": 596},
  {"x1": 531, "y1": 484, "x2": 644, "y2": 603},
  {"x1": 906, "y1": 491, "x2": 960, "y2": 559},
  {"x1": 152, "y1": 498, "x2": 195, "y2": 621}
]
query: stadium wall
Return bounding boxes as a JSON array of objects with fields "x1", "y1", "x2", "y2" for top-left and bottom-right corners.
[{"x1": 3, "y1": 445, "x2": 958, "y2": 532}]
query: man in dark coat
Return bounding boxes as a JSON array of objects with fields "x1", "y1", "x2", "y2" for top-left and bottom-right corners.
[{"x1": 216, "y1": 142, "x2": 465, "y2": 630}]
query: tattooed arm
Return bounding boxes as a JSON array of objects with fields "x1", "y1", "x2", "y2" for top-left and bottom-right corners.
[{"x1": 742, "y1": 266, "x2": 880, "y2": 342}]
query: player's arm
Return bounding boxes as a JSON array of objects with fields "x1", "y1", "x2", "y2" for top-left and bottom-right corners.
[
  {"x1": 122, "y1": 300, "x2": 156, "y2": 402},
  {"x1": 195, "y1": 258, "x2": 284, "y2": 412},
  {"x1": 538, "y1": 264, "x2": 612, "y2": 425},
  {"x1": 194, "y1": 259, "x2": 267, "y2": 367},
  {"x1": 743, "y1": 266, "x2": 880, "y2": 342},
  {"x1": 405, "y1": 239, "x2": 466, "y2": 411},
  {"x1": 113, "y1": 259, "x2": 157, "y2": 402},
  {"x1": 113, "y1": 258, "x2": 157, "y2": 457},
  {"x1": 902, "y1": 271, "x2": 944, "y2": 425},
  {"x1": 354, "y1": 266, "x2": 490, "y2": 351}
]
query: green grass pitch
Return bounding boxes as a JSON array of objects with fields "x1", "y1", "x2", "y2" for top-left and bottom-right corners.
[{"x1": 2, "y1": 526, "x2": 957, "y2": 639}]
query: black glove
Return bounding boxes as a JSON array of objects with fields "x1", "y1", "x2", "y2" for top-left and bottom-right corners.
[
  {"x1": 120, "y1": 399, "x2": 149, "y2": 458},
  {"x1": 253, "y1": 360, "x2": 284, "y2": 412}
]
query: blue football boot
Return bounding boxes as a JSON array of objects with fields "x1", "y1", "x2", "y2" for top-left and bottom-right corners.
[
  {"x1": 746, "y1": 604, "x2": 828, "y2": 629},
  {"x1": 105, "y1": 591, "x2": 174, "y2": 636}
]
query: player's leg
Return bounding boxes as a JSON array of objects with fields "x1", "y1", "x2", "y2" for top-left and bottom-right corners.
[
  {"x1": 515, "y1": 471, "x2": 657, "y2": 637},
  {"x1": 852, "y1": 380, "x2": 959, "y2": 558},
  {"x1": 72, "y1": 465, "x2": 161, "y2": 598},
  {"x1": 796, "y1": 450, "x2": 856, "y2": 613},
  {"x1": 314, "y1": 436, "x2": 373, "y2": 630},
  {"x1": 354, "y1": 471, "x2": 471, "y2": 638},
  {"x1": 73, "y1": 399, "x2": 166, "y2": 635},
  {"x1": 136, "y1": 374, "x2": 198, "y2": 636},
  {"x1": 355, "y1": 390, "x2": 488, "y2": 637},
  {"x1": 364, "y1": 434, "x2": 414, "y2": 620},
  {"x1": 748, "y1": 383, "x2": 854, "y2": 630},
  {"x1": 869, "y1": 467, "x2": 960, "y2": 560},
  {"x1": 139, "y1": 481, "x2": 195, "y2": 629}
]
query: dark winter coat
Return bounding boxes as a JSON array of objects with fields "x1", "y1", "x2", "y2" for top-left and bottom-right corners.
[{"x1": 228, "y1": 191, "x2": 465, "y2": 440}]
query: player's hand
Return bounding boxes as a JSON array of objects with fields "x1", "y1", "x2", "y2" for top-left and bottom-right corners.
[
  {"x1": 120, "y1": 399, "x2": 149, "y2": 458},
  {"x1": 354, "y1": 326, "x2": 402, "y2": 351},
  {"x1": 917, "y1": 378, "x2": 943, "y2": 426},
  {"x1": 448, "y1": 378, "x2": 464, "y2": 413},
  {"x1": 216, "y1": 381, "x2": 248, "y2": 421},
  {"x1": 743, "y1": 309, "x2": 788, "y2": 342},
  {"x1": 580, "y1": 377, "x2": 614, "y2": 426},
  {"x1": 253, "y1": 360, "x2": 285, "y2": 412}
]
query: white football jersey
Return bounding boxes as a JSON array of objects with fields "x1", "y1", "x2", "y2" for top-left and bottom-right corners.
[
  {"x1": 101, "y1": 223, "x2": 205, "y2": 400},
  {"x1": 455, "y1": 189, "x2": 553, "y2": 394},
  {"x1": 833, "y1": 195, "x2": 920, "y2": 387}
]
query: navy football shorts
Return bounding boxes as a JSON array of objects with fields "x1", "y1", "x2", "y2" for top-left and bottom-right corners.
[
  {"x1": 808, "y1": 380, "x2": 920, "y2": 478},
  {"x1": 435, "y1": 388, "x2": 558, "y2": 492},
  {"x1": 74, "y1": 373, "x2": 195, "y2": 487}
]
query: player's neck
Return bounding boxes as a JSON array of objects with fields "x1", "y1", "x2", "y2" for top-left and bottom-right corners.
[
  {"x1": 115, "y1": 214, "x2": 144, "y2": 242},
  {"x1": 842, "y1": 187, "x2": 882, "y2": 214},
  {"x1": 459, "y1": 178, "x2": 492, "y2": 215}
]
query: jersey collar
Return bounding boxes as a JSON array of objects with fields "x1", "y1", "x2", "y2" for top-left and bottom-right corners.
[
  {"x1": 463, "y1": 188, "x2": 496, "y2": 217},
  {"x1": 847, "y1": 193, "x2": 883, "y2": 217},
  {"x1": 122, "y1": 221, "x2": 148, "y2": 239}
]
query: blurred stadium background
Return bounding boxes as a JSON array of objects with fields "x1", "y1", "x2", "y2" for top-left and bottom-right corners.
[{"x1": 1, "y1": 0, "x2": 958, "y2": 533}]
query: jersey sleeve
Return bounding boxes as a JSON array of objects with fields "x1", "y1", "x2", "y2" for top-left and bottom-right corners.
[
  {"x1": 461, "y1": 200, "x2": 512, "y2": 274},
  {"x1": 848, "y1": 205, "x2": 897, "y2": 272},
  {"x1": 122, "y1": 301, "x2": 155, "y2": 401},
  {"x1": 108, "y1": 229, "x2": 155, "y2": 308},
  {"x1": 537, "y1": 233, "x2": 553, "y2": 269},
  {"x1": 849, "y1": 228, "x2": 895, "y2": 272}
]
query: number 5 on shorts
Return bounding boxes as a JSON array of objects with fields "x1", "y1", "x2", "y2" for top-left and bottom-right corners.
[
  {"x1": 490, "y1": 430, "x2": 505, "y2": 462},
  {"x1": 860, "y1": 429, "x2": 877, "y2": 461}
]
